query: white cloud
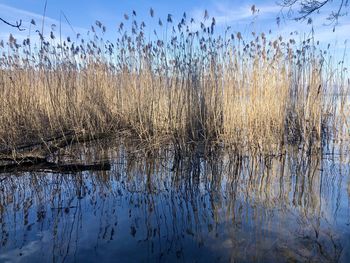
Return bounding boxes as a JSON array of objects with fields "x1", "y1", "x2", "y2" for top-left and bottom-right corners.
[
  {"x1": 189, "y1": 1, "x2": 349, "y2": 47},
  {"x1": 189, "y1": 2, "x2": 280, "y2": 30},
  {"x1": 187, "y1": 0, "x2": 349, "y2": 67}
]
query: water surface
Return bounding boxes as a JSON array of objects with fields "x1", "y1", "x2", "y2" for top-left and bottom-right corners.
[{"x1": 0, "y1": 144, "x2": 349, "y2": 262}]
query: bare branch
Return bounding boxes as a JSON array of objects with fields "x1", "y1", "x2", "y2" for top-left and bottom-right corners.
[
  {"x1": 297, "y1": 0, "x2": 331, "y2": 20},
  {"x1": 279, "y1": 0, "x2": 349, "y2": 24},
  {"x1": 0, "y1": 17, "x2": 25, "y2": 31}
]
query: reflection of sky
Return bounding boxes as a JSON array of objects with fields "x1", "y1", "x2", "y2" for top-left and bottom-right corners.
[
  {"x1": 0, "y1": 1, "x2": 349, "y2": 65},
  {"x1": 0, "y1": 149, "x2": 349, "y2": 262},
  {"x1": 0, "y1": 231, "x2": 51, "y2": 263}
]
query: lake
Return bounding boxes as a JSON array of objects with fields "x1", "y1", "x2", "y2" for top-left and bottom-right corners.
[{"x1": 0, "y1": 142, "x2": 349, "y2": 262}]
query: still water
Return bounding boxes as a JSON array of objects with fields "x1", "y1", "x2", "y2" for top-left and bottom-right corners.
[{"x1": 0, "y1": 144, "x2": 349, "y2": 262}]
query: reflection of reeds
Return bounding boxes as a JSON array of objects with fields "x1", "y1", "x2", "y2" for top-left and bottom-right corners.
[
  {"x1": 0, "y1": 143, "x2": 347, "y2": 262},
  {"x1": 0, "y1": 11, "x2": 348, "y2": 157}
]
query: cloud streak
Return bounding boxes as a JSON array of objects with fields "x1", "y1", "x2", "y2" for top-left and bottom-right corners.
[
  {"x1": 189, "y1": 1, "x2": 349, "y2": 46},
  {"x1": 186, "y1": 0, "x2": 349, "y2": 65}
]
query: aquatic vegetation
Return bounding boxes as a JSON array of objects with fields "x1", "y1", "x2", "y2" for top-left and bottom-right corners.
[{"x1": 0, "y1": 10, "x2": 348, "y2": 158}]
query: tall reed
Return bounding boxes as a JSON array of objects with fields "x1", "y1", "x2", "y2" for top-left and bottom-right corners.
[{"x1": 0, "y1": 10, "x2": 348, "y2": 155}]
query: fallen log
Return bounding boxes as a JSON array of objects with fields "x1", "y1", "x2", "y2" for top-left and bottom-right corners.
[
  {"x1": 0, "y1": 130, "x2": 76, "y2": 156},
  {"x1": 0, "y1": 131, "x2": 113, "y2": 162}
]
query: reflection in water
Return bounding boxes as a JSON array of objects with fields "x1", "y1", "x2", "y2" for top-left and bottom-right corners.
[{"x1": 0, "y1": 144, "x2": 349, "y2": 262}]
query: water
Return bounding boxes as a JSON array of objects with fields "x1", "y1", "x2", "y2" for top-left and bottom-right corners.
[{"x1": 0, "y1": 143, "x2": 349, "y2": 262}]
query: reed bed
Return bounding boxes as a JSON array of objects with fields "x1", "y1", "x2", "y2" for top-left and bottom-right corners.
[{"x1": 0, "y1": 10, "x2": 348, "y2": 157}]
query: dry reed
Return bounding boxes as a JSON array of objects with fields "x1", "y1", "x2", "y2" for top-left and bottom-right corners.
[{"x1": 0, "y1": 10, "x2": 348, "y2": 156}]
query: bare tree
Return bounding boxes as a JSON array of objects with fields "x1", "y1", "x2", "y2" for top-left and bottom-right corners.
[
  {"x1": 0, "y1": 17, "x2": 24, "y2": 31},
  {"x1": 280, "y1": 0, "x2": 349, "y2": 24}
]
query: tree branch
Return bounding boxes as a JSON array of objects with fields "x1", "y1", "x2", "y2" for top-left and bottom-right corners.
[
  {"x1": 0, "y1": 17, "x2": 25, "y2": 31},
  {"x1": 297, "y1": 0, "x2": 331, "y2": 20},
  {"x1": 279, "y1": 0, "x2": 349, "y2": 24}
]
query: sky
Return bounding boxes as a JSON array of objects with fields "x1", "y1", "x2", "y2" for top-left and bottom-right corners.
[{"x1": 0, "y1": 0, "x2": 349, "y2": 64}]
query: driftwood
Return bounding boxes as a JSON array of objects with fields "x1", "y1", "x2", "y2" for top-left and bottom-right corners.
[
  {"x1": 0, "y1": 131, "x2": 111, "y2": 157},
  {"x1": 0, "y1": 131, "x2": 113, "y2": 173},
  {"x1": 0, "y1": 131, "x2": 112, "y2": 162}
]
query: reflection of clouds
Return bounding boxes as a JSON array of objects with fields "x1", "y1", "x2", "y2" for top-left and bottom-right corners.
[
  {"x1": 0, "y1": 240, "x2": 40, "y2": 263},
  {"x1": 0, "y1": 231, "x2": 52, "y2": 263}
]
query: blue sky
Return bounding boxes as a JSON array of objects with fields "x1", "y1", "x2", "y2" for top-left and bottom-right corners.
[{"x1": 0, "y1": 0, "x2": 349, "y2": 64}]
